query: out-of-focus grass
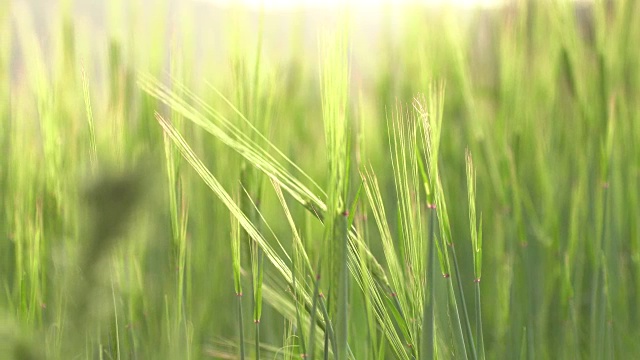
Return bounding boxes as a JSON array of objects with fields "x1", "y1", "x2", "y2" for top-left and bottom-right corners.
[{"x1": 2, "y1": 1, "x2": 640, "y2": 359}]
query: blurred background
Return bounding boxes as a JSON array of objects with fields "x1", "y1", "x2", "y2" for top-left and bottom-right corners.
[{"x1": 3, "y1": 0, "x2": 640, "y2": 359}]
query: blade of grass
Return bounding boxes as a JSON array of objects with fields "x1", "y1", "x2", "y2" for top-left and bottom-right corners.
[{"x1": 231, "y1": 211, "x2": 245, "y2": 360}]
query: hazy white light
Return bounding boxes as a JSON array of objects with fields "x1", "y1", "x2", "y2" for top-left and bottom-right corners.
[{"x1": 195, "y1": 0, "x2": 506, "y2": 10}]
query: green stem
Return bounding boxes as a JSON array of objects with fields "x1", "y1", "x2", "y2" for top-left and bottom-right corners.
[
  {"x1": 238, "y1": 293, "x2": 245, "y2": 360},
  {"x1": 255, "y1": 320, "x2": 260, "y2": 360},
  {"x1": 319, "y1": 295, "x2": 338, "y2": 358},
  {"x1": 421, "y1": 208, "x2": 436, "y2": 360},
  {"x1": 474, "y1": 282, "x2": 485, "y2": 360},
  {"x1": 446, "y1": 276, "x2": 468, "y2": 360},
  {"x1": 449, "y1": 242, "x2": 477, "y2": 360},
  {"x1": 308, "y1": 263, "x2": 322, "y2": 360}
]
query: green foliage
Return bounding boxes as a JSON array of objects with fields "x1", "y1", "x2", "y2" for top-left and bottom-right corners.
[{"x1": 3, "y1": 1, "x2": 640, "y2": 359}]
